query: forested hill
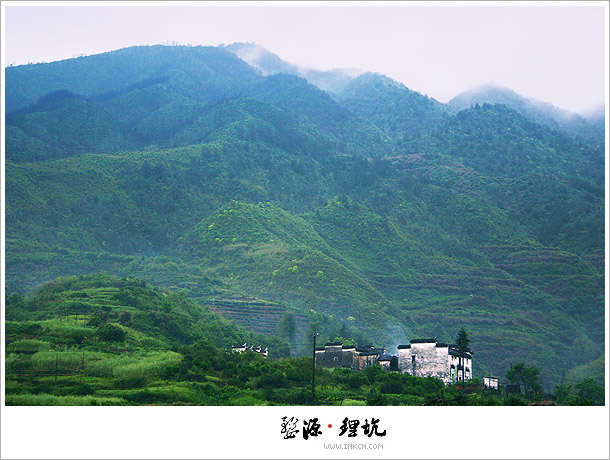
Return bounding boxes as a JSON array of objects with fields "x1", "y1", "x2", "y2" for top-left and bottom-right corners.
[
  {"x1": 448, "y1": 84, "x2": 605, "y2": 145},
  {"x1": 4, "y1": 44, "x2": 605, "y2": 387}
]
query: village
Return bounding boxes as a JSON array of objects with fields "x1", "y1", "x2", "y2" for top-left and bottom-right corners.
[
  {"x1": 313, "y1": 338, "x2": 483, "y2": 386},
  {"x1": 232, "y1": 335, "x2": 500, "y2": 390}
]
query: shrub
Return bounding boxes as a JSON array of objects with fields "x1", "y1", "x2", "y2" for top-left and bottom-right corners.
[
  {"x1": 6, "y1": 339, "x2": 51, "y2": 353},
  {"x1": 88, "y1": 351, "x2": 183, "y2": 381},
  {"x1": 5, "y1": 393, "x2": 126, "y2": 406},
  {"x1": 366, "y1": 387, "x2": 387, "y2": 406},
  {"x1": 503, "y1": 394, "x2": 528, "y2": 406},
  {"x1": 6, "y1": 322, "x2": 43, "y2": 335},
  {"x1": 347, "y1": 372, "x2": 367, "y2": 389},
  {"x1": 5, "y1": 353, "x2": 33, "y2": 372},
  {"x1": 115, "y1": 377, "x2": 148, "y2": 389},
  {"x1": 97, "y1": 324, "x2": 125, "y2": 342}
]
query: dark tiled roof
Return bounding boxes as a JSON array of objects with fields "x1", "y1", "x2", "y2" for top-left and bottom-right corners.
[
  {"x1": 397, "y1": 344, "x2": 411, "y2": 349},
  {"x1": 448, "y1": 348, "x2": 472, "y2": 359},
  {"x1": 325, "y1": 342, "x2": 343, "y2": 347},
  {"x1": 342, "y1": 345, "x2": 356, "y2": 350},
  {"x1": 355, "y1": 345, "x2": 375, "y2": 352},
  {"x1": 356, "y1": 347, "x2": 384, "y2": 356},
  {"x1": 378, "y1": 354, "x2": 396, "y2": 361},
  {"x1": 410, "y1": 338, "x2": 437, "y2": 344}
]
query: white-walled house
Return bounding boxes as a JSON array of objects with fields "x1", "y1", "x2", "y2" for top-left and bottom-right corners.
[
  {"x1": 312, "y1": 338, "x2": 473, "y2": 384},
  {"x1": 397, "y1": 339, "x2": 472, "y2": 384}
]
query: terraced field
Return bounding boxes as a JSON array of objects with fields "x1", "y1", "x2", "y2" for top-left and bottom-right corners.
[{"x1": 204, "y1": 295, "x2": 308, "y2": 338}]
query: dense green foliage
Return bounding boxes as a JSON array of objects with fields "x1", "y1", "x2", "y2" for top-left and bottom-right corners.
[
  {"x1": 5, "y1": 45, "x2": 259, "y2": 113},
  {"x1": 339, "y1": 72, "x2": 448, "y2": 150},
  {"x1": 5, "y1": 274, "x2": 288, "y2": 352},
  {"x1": 8, "y1": 274, "x2": 601, "y2": 406},
  {"x1": 5, "y1": 44, "x2": 605, "y2": 397},
  {"x1": 505, "y1": 362, "x2": 543, "y2": 395},
  {"x1": 448, "y1": 84, "x2": 605, "y2": 145}
]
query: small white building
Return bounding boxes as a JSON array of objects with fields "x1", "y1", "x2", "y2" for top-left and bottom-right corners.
[
  {"x1": 483, "y1": 376, "x2": 499, "y2": 389},
  {"x1": 231, "y1": 343, "x2": 268, "y2": 357},
  {"x1": 397, "y1": 338, "x2": 472, "y2": 384}
]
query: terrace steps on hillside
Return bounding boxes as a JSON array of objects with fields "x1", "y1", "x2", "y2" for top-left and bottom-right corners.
[{"x1": 201, "y1": 296, "x2": 305, "y2": 336}]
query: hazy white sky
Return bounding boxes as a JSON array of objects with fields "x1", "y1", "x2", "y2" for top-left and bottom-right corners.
[{"x1": 3, "y1": 3, "x2": 606, "y2": 113}]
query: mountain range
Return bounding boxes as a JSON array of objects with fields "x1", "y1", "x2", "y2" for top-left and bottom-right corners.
[{"x1": 4, "y1": 43, "x2": 605, "y2": 387}]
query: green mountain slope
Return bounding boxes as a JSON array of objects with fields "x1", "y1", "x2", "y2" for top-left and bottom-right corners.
[
  {"x1": 224, "y1": 42, "x2": 358, "y2": 94},
  {"x1": 339, "y1": 72, "x2": 448, "y2": 151},
  {"x1": 6, "y1": 49, "x2": 389, "y2": 162},
  {"x1": 5, "y1": 45, "x2": 259, "y2": 113},
  {"x1": 6, "y1": 91, "x2": 139, "y2": 161},
  {"x1": 6, "y1": 138, "x2": 603, "y2": 385},
  {"x1": 448, "y1": 84, "x2": 604, "y2": 144},
  {"x1": 248, "y1": 73, "x2": 393, "y2": 157},
  {"x1": 5, "y1": 125, "x2": 62, "y2": 162},
  {"x1": 432, "y1": 104, "x2": 604, "y2": 253},
  {"x1": 178, "y1": 201, "x2": 399, "y2": 340},
  {"x1": 4, "y1": 44, "x2": 604, "y2": 388},
  {"x1": 5, "y1": 274, "x2": 286, "y2": 350}
]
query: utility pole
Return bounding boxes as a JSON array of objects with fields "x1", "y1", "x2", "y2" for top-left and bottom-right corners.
[{"x1": 311, "y1": 333, "x2": 319, "y2": 405}]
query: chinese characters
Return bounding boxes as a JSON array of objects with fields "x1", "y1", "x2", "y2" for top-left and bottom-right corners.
[{"x1": 282, "y1": 416, "x2": 386, "y2": 440}]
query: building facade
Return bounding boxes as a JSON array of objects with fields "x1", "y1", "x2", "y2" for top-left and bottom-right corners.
[
  {"x1": 397, "y1": 339, "x2": 472, "y2": 384},
  {"x1": 314, "y1": 338, "x2": 473, "y2": 384},
  {"x1": 315, "y1": 342, "x2": 385, "y2": 371}
]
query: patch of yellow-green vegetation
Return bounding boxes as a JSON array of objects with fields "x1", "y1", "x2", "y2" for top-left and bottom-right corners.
[
  {"x1": 339, "y1": 398, "x2": 367, "y2": 406},
  {"x1": 6, "y1": 339, "x2": 52, "y2": 353},
  {"x1": 29, "y1": 350, "x2": 110, "y2": 371},
  {"x1": 37, "y1": 319, "x2": 95, "y2": 337},
  {"x1": 87, "y1": 351, "x2": 183, "y2": 380},
  {"x1": 5, "y1": 394, "x2": 127, "y2": 406}
]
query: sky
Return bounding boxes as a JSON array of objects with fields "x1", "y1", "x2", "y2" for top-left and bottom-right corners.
[{"x1": 2, "y1": 3, "x2": 607, "y2": 114}]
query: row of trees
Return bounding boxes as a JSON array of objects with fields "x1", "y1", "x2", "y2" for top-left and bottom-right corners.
[{"x1": 455, "y1": 328, "x2": 604, "y2": 405}]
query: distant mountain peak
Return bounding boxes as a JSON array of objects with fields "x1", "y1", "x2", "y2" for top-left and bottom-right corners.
[
  {"x1": 224, "y1": 42, "x2": 298, "y2": 76},
  {"x1": 449, "y1": 84, "x2": 604, "y2": 143},
  {"x1": 224, "y1": 42, "x2": 359, "y2": 95},
  {"x1": 580, "y1": 104, "x2": 605, "y2": 126},
  {"x1": 350, "y1": 72, "x2": 406, "y2": 89}
]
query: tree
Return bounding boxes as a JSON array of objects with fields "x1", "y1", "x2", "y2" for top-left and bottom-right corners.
[
  {"x1": 554, "y1": 383, "x2": 574, "y2": 405},
  {"x1": 118, "y1": 310, "x2": 132, "y2": 326},
  {"x1": 306, "y1": 321, "x2": 320, "y2": 349},
  {"x1": 574, "y1": 378, "x2": 604, "y2": 405},
  {"x1": 97, "y1": 324, "x2": 126, "y2": 342},
  {"x1": 505, "y1": 362, "x2": 542, "y2": 395},
  {"x1": 455, "y1": 328, "x2": 472, "y2": 382},
  {"x1": 279, "y1": 311, "x2": 297, "y2": 356},
  {"x1": 87, "y1": 309, "x2": 109, "y2": 327}
]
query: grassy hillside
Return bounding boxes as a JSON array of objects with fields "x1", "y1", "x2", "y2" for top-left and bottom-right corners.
[{"x1": 5, "y1": 274, "x2": 287, "y2": 351}]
